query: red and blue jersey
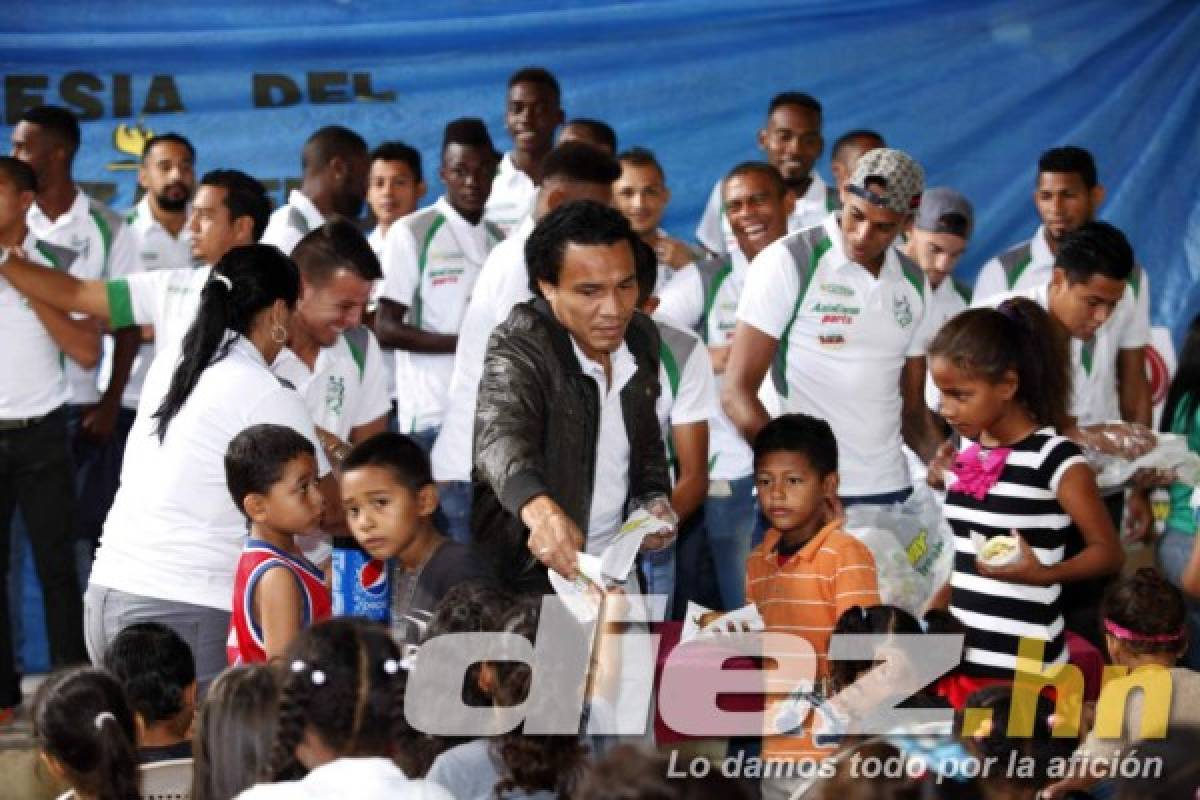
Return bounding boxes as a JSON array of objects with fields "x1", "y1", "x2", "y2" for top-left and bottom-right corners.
[{"x1": 227, "y1": 540, "x2": 332, "y2": 665}]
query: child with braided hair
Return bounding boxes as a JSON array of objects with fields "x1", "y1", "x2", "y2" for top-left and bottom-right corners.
[
  {"x1": 236, "y1": 617, "x2": 450, "y2": 799},
  {"x1": 32, "y1": 667, "x2": 141, "y2": 800}
]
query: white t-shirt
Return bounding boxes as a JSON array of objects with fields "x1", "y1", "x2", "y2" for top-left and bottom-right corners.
[
  {"x1": 922, "y1": 277, "x2": 972, "y2": 410},
  {"x1": 105, "y1": 196, "x2": 195, "y2": 409},
  {"x1": 653, "y1": 317, "x2": 718, "y2": 487},
  {"x1": 237, "y1": 757, "x2": 451, "y2": 800},
  {"x1": 380, "y1": 197, "x2": 501, "y2": 432},
  {"x1": 431, "y1": 217, "x2": 535, "y2": 482},
  {"x1": 654, "y1": 251, "x2": 757, "y2": 481},
  {"x1": 27, "y1": 188, "x2": 135, "y2": 404},
  {"x1": 695, "y1": 171, "x2": 832, "y2": 259},
  {"x1": 0, "y1": 231, "x2": 72, "y2": 418},
  {"x1": 737, "y1": 214, "x2": 937, "y2": 495},
  {"x1": 975, "y1": 225, "x2": 1150, "y2": 350},
  {"x1": 261, "y1": 190, "x2": 325, "y2": 256},
  {"x1": 90, "y1": 336, "x2": 331, "y2": 611},
  {"x1": 106, "y1": 265, "x2": 211, "y2": 353},
  {"x1": 483, "y1": 151, "x2": 536, "y2": 238},
  {"x1": 272, "y1": 331, "x2": 391, "y2": 440},
  {"x1": 978, "y1": 282, "x2": 1132, "y2": 426}
]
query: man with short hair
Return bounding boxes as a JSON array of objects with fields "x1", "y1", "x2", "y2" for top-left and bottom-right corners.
[
  {"x1": 828, "y1": 129, "x2": 886, "y2": 206},
  {"x1": 657, "y1": 162, "x2": 795, "y2": 610},
  {"x1": 375, "y1": 118, "x2": 503, "y2": 452},
  {"x1": 613, "y1": 147, "x2": 696, "y2": 295},
  {"x1": 557, "y1": 118, "x2": 617, "y2": 155},
  {"x1": 696, "y1": 92, "x2": 827, "y2": 259},
  {"x1": 365, "y1": 141, "x2": 425, "y2": 257},
  {"x1": 484, "y1": 66, "x2": 565, "y2": 237},
  {"x1": 724, "y1": 148, "x2": 944, "y2": 504},
  {"x1": 473, "y1": 200, "x2": 670, "y2": 594},
  {"x1": 0, "y1": 155, "x2": 90, "y2": 719},
  {"x1": 431, "y1": 142, "x2": 621, "y2": 543},
  {"x1": 261, "y1": 125, "x2": 369, "y2": 255}
]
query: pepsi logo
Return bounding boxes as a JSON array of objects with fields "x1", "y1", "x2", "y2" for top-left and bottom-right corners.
[
  {"x1": 357, "y1": 559, "x2": 388, "y2": 597},
  {"x1": 1146, "y1": 344, "x2": 1170, "y2": 406}
]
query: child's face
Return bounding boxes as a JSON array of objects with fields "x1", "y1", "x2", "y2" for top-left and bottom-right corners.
[
  {"x1": 341, "y1": 466, "x2": 436, "y2": 561},
  {"x1": 930, "y1": 355, "x2": 1017, "y2": 441},
  {"x1": 257, "y1": 453, "x2": 324, "y2": 536},
  {"x1": 754, "y1": 450, "x2": 835, "y2": 536}
]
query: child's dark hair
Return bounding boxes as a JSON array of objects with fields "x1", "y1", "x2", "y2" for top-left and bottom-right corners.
[
  {"x1": 1114, "y1": 724, "x2": 1200, "y2": 800},
  {"x1": 830, "y1": 605, "x2": 922, "y2": 692},
  {"x1": 928, "y1": 297, "x2": 1070, "y2": 431},
  {"x1": 225, "y1": 423, "x2": 317, "y2": 515},
  {"x1": 1161, "y1": 313, "x2": 1200, "y2": 437},
  {"x1": 1101, "y1": 567, "x2": 1187, "y2": 656},
  {"x1": 577, "y1": 743, "x2": 753, "y2": 800},
  {"x1": 102, "y1": 622, "x2": 196, "y2": 727},
  {"x1": 752, "y1": 412, "x2": 837, "y2": 476},
  {"x1": 154, "y1": 243, "x2": 300, "y2": 441},
  {"x1": 32, "y1": 667, "x2": 140, "y2": 800},
  {"x1": 342, "y1": 431, "x2": 433, "y2": 490},
  {"x1": 814, "y1": 740, "x2": 920, "y2": 800},
  {"x1": 270, "y1": 617, "x2": 413, "y2": 778},
  {"x1": 958, "y1": 685, "x2": 1075, "y2": 788},
  {"x1": 491, "y1": 596, "x2": 588, "y2": 798},
  {"x1": 193, "y1": 665, "x2": 280, "y2": 800},
  {"x1": 632, "y1": 236, "x2": 658, "y2": 307}
]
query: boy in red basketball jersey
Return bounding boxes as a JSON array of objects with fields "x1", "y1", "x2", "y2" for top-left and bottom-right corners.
[{"x1": 225, "y1": 424, "x2": 332, "y2": 665}]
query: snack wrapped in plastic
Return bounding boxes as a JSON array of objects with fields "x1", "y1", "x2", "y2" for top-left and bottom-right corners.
[
  {"x1": 1084, "y1": 431, "x2": 1200, "y2": 492},
  {"x1": 975, "y1": 533, "x2": 1020, "y2": 567},
  {"x1": 1071, "y1": 421, "x2": 1157, "y2": 460}
]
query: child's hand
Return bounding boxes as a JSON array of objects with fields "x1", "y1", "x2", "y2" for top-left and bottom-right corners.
[
  {"x1": 926, "y1": 439, "x2": 957, "y2": 490},
  {"x1": 976, "y1": 531, "x2": 1050, "y2": 586}
]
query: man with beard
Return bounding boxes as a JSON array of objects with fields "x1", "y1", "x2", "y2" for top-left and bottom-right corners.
[
  {"x1": 695, "y1": 92, "x2": 827, "y2": 260},
  {"x1": 375, "y1": 118, "x2": 503, "y2": 453},
  {"x1": 484, "y1": 67, "x2": 565, "y2": 237},
  {"x1": 261, "y1": 125, "x2": 369, "y2": 255}
]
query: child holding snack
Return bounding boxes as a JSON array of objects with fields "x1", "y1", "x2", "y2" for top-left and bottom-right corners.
[
  {"x1": 927, "y1": 298, "x2": 1123, "y2": 706},
  {"x1": 744, "y1": 413, "x2": 880, "y2": 800},
  {"x1": 226, "y1": 424, "x2": 331, "y2": 664}
]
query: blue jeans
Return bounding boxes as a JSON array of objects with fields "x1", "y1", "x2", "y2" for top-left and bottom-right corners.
[
  {"x1": 409, "y1": 425, "x2": 439, "y2": 455},
  {"x1": 841, "y1": 487, "x2": 913, "y2": 508},
  {"x1": 437, "y1": 480, "x2": 473, "y2": 545},
  {"x1": 1156, "y1": 528, "x2": 1200, "y2": 670},
  {"x1": 702, "y1": 475, "x2": 757, "y2": 610},
  {"x1": 639, "y1": 543, "x2": 676, "y2": 619}
]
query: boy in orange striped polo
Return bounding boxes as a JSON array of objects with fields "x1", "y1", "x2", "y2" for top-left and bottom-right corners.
[{"x1": 746, "y1": 413, "x2": 880, "y2": 799}]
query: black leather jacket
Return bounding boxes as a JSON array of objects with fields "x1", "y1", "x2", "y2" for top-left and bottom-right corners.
[{"x1": 470, "y1": 298, "x2": 671, "y2": 592}]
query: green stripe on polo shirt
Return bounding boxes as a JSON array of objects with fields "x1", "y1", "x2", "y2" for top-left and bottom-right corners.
[
  {"x1": 106, "y1": 279, "x2": 136, "y2": 329},
  {"x1": 89, "y1": 208, "x2": 114, "y2": 272},
  {"x1": 1006, "y1": 253, "x2": 1032, "y2": 290},
  {"x1": 773, "y1": 234, "x2": 830, "y2": 399},
  {"x1": 35, "y1": 241, "x2": 61, "y2": 268},
  {"x1": 699, "y1": 261, "x2": 732, "y2": 344},
  {"x1": 412, "y1": 214, "x2": 446, "y2": 329},
  {"x1": 1081, "y1": 339, "x2": 1094, "y2": 376},
  {"x1": 899, "y1": 258, "x2": 925, "y2": 299},
  {"x1": 1128, "y1": 265, "x2": 1142, "y2": 298},
  {"x1": 951, "y1": 277, "x2": 973, "y2": 305},
  {"x1": 659, "y1": 340, "x2": 681, "y2": 397}
]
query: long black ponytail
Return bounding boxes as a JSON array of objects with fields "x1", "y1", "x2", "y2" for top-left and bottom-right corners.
[
  {"x1": 152, "y1": 244, "x2": 300, "y2": 441},
  {"x1": 33, "y1": 667, "x2": 141, "y2": 800}
]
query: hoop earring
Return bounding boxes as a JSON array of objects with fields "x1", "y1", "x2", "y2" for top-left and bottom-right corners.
[{"x1": 270, "y1": 323, "x2": 288, "y2": 344}]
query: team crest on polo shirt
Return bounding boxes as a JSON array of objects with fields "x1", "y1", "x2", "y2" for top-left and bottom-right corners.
[
  {"x1": 892, "y1": 294, "x2": 913, "y2": 328},
  {"x1": 71, "y1": 235, "x2": 91, "y2": 261},
  {"x1": 325, "y1": 375, "x2": 345, "y2": 416},
  {"x1": 820, "y1": 282, "x2": 855, "y2": 297}
]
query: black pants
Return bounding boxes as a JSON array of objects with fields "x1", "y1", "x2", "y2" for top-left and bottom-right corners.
[{"x1": 0, "y1": 408, "x2": 86, "y2": 706}]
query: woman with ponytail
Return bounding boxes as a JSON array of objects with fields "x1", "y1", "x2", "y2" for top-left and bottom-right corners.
[
  {"x1": 33, "y1": 667, "x2": 140, "y2": 800},
  {"x1": 926, "y1": 297, "x2": 1122, "y2": 707},
  {"x1": 84, "y1": 244, "x2": 334, "y2": 693}
]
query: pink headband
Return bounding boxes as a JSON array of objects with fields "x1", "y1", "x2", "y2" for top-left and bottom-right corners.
[{"x1": 1104, "y1": 619, "x2": 1185, "y2": 644}]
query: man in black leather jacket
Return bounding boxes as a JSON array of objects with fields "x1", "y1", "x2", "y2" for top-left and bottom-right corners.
[{"x1": 471, "y1": 200, "x2": 671, "y2": 594}]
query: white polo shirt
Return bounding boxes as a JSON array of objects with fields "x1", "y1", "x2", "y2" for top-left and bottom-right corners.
[
  {"x1": 272, "y1": 330, "x2": 391, "y2": 441},
  {"x1": 979, "y1": 283, "x2": 1131, "y2": 427},
  {"x1": 108, "y1": 197, "x2": 194, "y2": 410},
  {"x1": 975, "y1": 226, "x2": 1150, "y2": 351},
  {"x1": 483, "y1": 152, "x2": 536, "y2": 238},
  {"x1": 737, "y1": 214, "x2": 937, "y2": 496},
  {"x1": 368, "y1": 225, "x2": 385, "y2": 259},
  {"x1": 695, "y1": 171, "x2": 833, "y2": 259},
  {"x1": 653, "y1": 316, "x2": 718, "y2": 452},
  {"x1": 571, "y1": 337, "x2": 637, "y2": 555},
  {"x1": 380, "y1": 197, "x2": 502, "y2": 432},
  {"x1": 431, "y1": 216, "x2": 535, "y2": 482},
  {"x1": 922, "y1": 277, "x2": 972, "y2": 410},
  {"x1": 90, "y1": 335, "x2": 331, "y2": 611},
  {"x1": 27, "y1": 188, "x2": 135, "y2": 405},
  {"x1": 0, "y1": 232, "x2": 72, "y2": 418},
  {"x1": 655, "y1": 251, "x2": 757, "y2": 481},
  {"x1": 261, "y1": 190, "x2": 324, "y2": 256},
  {"x1": 106, "y1": 265, "x2": 211, "y2": 353}
]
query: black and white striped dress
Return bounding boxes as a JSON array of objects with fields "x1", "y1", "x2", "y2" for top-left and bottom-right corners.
[{"x1": 945, "y1": 428, "x2": 1086, "y2": 679}]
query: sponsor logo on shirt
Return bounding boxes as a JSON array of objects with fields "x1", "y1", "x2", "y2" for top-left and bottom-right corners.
[
  {"x1": 820, "y1": 282, "x2": 855, "y2": 297},
  {"x1": 893, "y1": 294, "x2": 913, "y2": 329},
  {"x1": 818, "y1": 333, "x2": 845, "y2": 348},
  {"x1": 70, "y1": 235, "x2": 91, "y2": 261},
  {"x1": 429, "y1": 265, "x2": 465, "y2": 288},
  {"x1": 325, "y1": 375, "x2": 345, "y2": 417}
]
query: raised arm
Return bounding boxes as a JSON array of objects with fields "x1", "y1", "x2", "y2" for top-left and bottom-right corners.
[{"x1": 0, "y1": 253, "x2": 111, "y2": 320}]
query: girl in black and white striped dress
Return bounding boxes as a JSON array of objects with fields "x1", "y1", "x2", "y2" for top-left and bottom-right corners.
[{"x1": 927, "y1": 298, "x2": 1123, "y2": 701}]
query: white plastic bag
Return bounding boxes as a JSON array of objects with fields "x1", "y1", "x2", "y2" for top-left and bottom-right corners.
[
  {"x1": 1087, "y1": 432, "x2": 1200, "y2": 491},
  {"x1": 843, "y1": 486, "x2": 953, "y2": 614}
]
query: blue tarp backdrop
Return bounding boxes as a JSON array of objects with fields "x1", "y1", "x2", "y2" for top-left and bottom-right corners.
[{"x1": 2, "y1": 0, "x2": 1198, "y2": 337}]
